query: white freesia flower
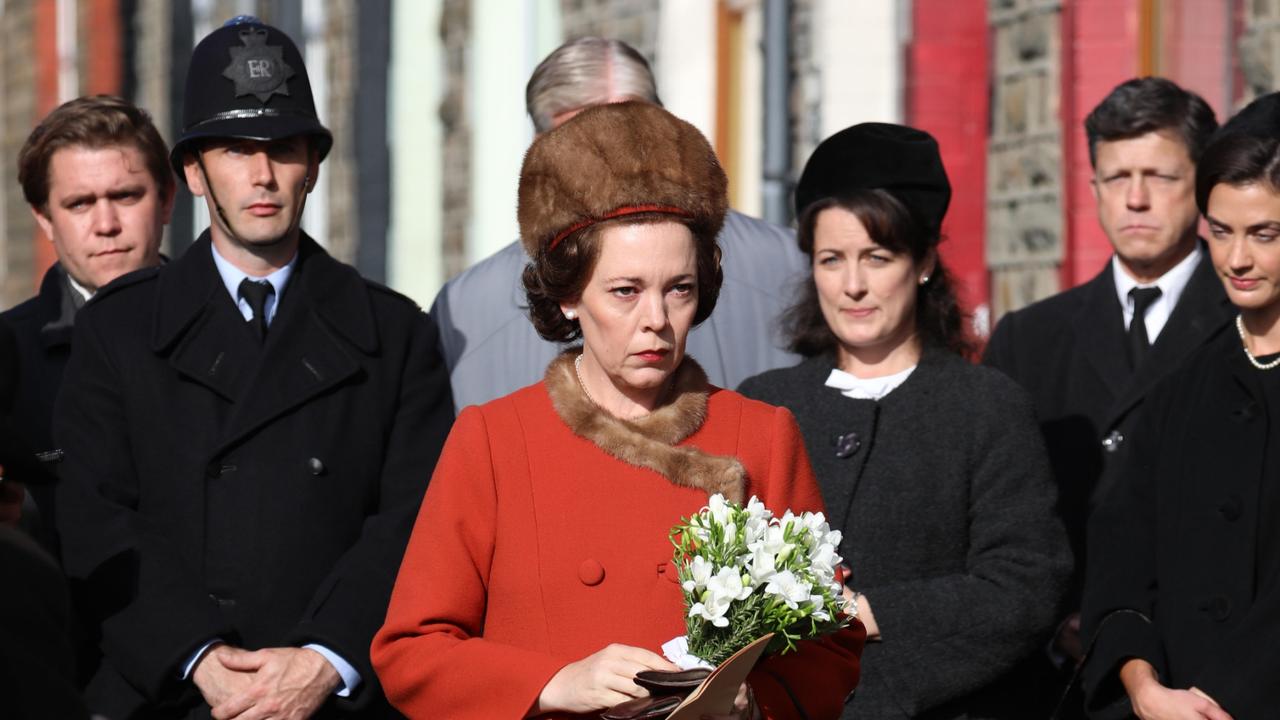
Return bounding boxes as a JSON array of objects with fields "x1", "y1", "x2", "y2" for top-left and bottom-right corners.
[
  {"x1": 809, "y1": 542, "x2": 838, "y2": 583},
  {"x1": 688, "y1": 599, "x2": 731, "y2": 628},
  {"x1": 764, "y1": 570, "x2": 812, "y2": 610},
  {"x1": 748, "y1": 524, "x2": 791, "y2": 558},
  {"x1": 746, "y1": 546, "x2": 777, "y2": 586},
  {"x1": 706, "y1": 494, "x2": 733, "y2": 525},
  {"x1": 682, "y1": 555, "x2": 714, "y2": 593},
  {"x1": 801, "y1": 511, "x2": 830, "y2": 541},
  {"x1": 706, "y1": 566, "x2": 753, "y2": 604}
]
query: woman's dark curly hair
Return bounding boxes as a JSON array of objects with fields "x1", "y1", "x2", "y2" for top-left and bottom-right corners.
[
  {"x1": 522, "y1": 214, "x2": 724, "y2": 342},
  {"x1": 785, "y1": 190, "x2": 973, "y2": 358}
]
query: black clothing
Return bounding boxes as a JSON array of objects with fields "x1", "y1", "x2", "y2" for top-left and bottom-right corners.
[
  {"x1": 983, "y1": 251, "x2": 1233, "y2": 602},
  {"x1": 0, "y1": 526, "x2": 88, "y2": 720},
  {"x1": 0, "y1": 265, "x2": 79, "y2": 552},
  {"x1": 1126, "y1": 286, "x2": 1161, "y2": 369},
  {"x1": 740, "y1": 350, "x2": 1070, "y2": 719},
  {"x1": 1081, "y1": 327, "x2": 1279, "y2": 720},
  {"x1": 54, "y1": 233, "x2": 454, "y2": 718}
]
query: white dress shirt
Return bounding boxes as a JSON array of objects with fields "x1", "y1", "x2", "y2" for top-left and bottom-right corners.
[{"x1": 1111, "y1": 242, "x2": 1203, "y2": 344}]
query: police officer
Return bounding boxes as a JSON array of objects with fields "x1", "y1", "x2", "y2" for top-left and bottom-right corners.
[{"x1": 54, "y1": 17, "x2": 453, "y2": 718}]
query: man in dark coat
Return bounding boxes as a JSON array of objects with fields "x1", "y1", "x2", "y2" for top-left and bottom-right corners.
[
  {"x1": 54, "y1": 17, "x2": 453, "y2": 719},
  {"x1": 983, "y1": 77, "x2": 1234, "y2": 712},
  {"x1": 1, "y1": 95, "x2": 174, "y2": 554}
]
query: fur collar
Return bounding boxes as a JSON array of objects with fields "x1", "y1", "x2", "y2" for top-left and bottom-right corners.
[{"x1": 545, "y1": 352, "x2": 746, "y2": 503}]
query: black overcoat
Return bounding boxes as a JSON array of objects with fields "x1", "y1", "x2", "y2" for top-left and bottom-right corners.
[
  {"x1": 1, "y1": 264, "x2": 78, "y2": 552},
  {"x1": 1081, "y1": 327, "x2": 1279, "y2": 720},
  {"x1": 983, "y1": 251, "x2": 1233, "y2": 598},
  {"x1": 740, "y1": 350, "x2": 1071, "y2": 719},
  {"x1": 54, "y1": 233, "x2": 454, "y2": 718}
]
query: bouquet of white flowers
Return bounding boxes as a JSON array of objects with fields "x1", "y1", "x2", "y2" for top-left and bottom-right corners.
[{"x1": 666, "y1": 494, "x2": 854, "y2": 667}]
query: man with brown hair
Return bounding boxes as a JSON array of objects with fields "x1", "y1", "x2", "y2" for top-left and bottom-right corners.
[{"x1": 1, "y1": 94, "x2": 174, "y2": 553}]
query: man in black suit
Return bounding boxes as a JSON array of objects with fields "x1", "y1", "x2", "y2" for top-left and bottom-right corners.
[
  {"x1": 983, "y1": 77, "x2": 1234, "y2": 709},
  {"x1": 54, "y1": 17, "x2": 453, "y2": 719},
  {"x1": 1, "y1": 95, "x2": 173, "y2": 554}
]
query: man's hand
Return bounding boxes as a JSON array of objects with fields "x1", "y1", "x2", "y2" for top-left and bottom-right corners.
[
  {"x1": 1120, "y1": 659, "x2": 1233, "y2": 720},
  {"x1": 210, "y1": 646, "x2": 341, "y2": 720},
  {"x1": 192, "y1": 644, "x2": 256, "y2": 710}
]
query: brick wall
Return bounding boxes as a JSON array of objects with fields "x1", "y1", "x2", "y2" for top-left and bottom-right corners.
[
  {"x1": 559, "y1": 0, "x2": 659, "y2": 57},
  {"x1": 987, "y1": 0, "x2": 1065, "y2": 320},
  {"x1": 1, "y1": 3, "x2": 39, "y2": 308}
]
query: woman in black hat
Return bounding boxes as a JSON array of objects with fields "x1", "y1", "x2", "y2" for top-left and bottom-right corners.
[
  {"x1": 1080, "y1": 95, "x2": 1280, "y2": 720},
  {"x1": 740, "y1": 123, "x2": 1071, "y2": 719}
]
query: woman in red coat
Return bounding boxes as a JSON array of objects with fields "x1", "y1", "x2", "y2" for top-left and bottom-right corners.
[{"x1": 371, "y1": 102, "x2": 864, "y2": 719}]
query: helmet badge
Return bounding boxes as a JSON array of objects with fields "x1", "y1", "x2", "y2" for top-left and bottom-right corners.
[{"x1": 221, "y1": 26, "x2": 295, "y2": 103}]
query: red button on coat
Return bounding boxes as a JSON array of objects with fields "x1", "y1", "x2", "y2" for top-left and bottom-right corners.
[
  {"x1": 658, "y1": 561, "x2": 681, "y2": 584},
  {"x1": 578, "y1": 559, "x2": 605, "y2": 586}
]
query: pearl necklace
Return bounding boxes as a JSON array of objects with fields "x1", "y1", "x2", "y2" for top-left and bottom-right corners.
[
  {"x1": 574, "y1": 353, "x2": 601, "y2": 405},
  {"x1": 1236, "y1": 315, "x2": 1280, "y2": 370}
]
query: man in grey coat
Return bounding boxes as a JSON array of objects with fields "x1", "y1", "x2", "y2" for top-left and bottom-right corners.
[{"x1": 433, "y1": 37, "x2": 806, "y2": 412}]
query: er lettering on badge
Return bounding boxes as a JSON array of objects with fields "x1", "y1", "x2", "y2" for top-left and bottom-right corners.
[{"x1": 248, "y1": 59, "x2": 272, "y2": 78}]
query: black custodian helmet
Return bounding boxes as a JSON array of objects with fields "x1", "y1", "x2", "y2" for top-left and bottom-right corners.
[{"x1": 170, "y1": 15, "x2": 333, "y2": 180}]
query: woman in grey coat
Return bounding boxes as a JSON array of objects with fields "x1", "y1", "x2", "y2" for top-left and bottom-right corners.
[{"x1": 740, "y1": 123, "x2": 1071, "y2": 719}]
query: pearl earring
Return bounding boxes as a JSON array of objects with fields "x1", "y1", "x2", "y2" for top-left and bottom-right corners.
[
  {"x1": 920, "y1": 275, "x2": 930, "y2": 285},
  {"x1": 565, "y1": 310, "x2": 577, "y2": 320}
]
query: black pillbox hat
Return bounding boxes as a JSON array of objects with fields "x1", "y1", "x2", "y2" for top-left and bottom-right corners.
[{"x1": 794, "y1": 122, "x2": 951, "y2": 234}]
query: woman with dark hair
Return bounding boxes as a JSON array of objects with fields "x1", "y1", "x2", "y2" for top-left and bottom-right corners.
[
  {"x1": 371, "y1": 102, "x2": 863, "y2": 719},
  {"x1": 1080, "y1": 94, "x2": 1280, "y2": 720},
  {"x1": 739, "y1": 123, "x2": 1070, "y2": 720}
]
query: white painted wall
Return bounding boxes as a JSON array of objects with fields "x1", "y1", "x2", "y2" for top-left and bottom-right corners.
[
  {"x1": 387, "y1": 0, "x2": 444, "y2": 306},
  {"x1": 467, "y1": 0, "x2": 562, "y2": 265},
  {"x1": 815, "y1": 0, "x2": 906, "y2": 135},
  {"x1": 655, "y1": 0, "x2": 718, "y2": 143},
  {"x1": 734, "y1": 2, "x2": 764, "y2": 217}
]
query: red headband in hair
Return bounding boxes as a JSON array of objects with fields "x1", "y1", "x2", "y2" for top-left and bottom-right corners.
[{"x1": 547, "y1": 204, "x2": 693, "y2": 251}]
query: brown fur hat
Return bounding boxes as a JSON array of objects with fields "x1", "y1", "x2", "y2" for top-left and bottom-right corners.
[{"x1": 517, "y1": 101, "x2": 728, "y2": 255}]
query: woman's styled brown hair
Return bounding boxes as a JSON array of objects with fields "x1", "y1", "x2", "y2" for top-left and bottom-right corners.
[
  {"x1": 18, "y1": 95, "x2": 173, "y2": 211},
  {"x1": 785, "y1": 190, "x2": 972, "y2": 358},
  {"x1": 522, "y1": 215, "x2": 723, "y2": 342},
  {"x1": 516, "y1": 102, "x2": 728, "y2": 343}
]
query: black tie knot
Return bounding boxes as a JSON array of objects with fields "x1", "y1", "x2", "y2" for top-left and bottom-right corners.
[
  {"x1": 1127, "y1": 286, "x2": 1162, "y2": 370},
  {"x1": 238, "y1": 278, "x2": 274, "y2": 341},
  {"x1": 1130, "y1": 286, "x2": 1162, "y2": 316}
]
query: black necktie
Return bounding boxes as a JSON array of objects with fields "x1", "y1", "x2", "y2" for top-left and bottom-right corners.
[
  {"x1": 1127, "y1": 286, "x2": 1162, "y2": 370},
  {"x1": 239, "y1": 278, "x2": 274, "y2": 341}
]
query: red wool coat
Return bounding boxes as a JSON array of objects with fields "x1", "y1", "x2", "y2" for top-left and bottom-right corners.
[{"x1": 372, "y1": 357, "x2": 863, "y2": 719}]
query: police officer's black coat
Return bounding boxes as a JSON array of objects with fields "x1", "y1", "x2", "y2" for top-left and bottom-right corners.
[
  {"x1": 982, "y1": 248, "x2": 1233, "y2": 602},
  {"x1": 54, "y1": 232, "x2": 454, "y2": 718}
]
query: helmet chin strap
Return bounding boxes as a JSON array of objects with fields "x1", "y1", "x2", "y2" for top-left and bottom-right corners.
[{"x1": 195, "y1": 148, "x2": 312, "y2": 248}]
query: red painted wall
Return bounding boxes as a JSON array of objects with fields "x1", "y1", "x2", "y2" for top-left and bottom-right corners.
[
  {"x1": 907, "y1": 0, "x2": 990, "y2": 322},
  {"x1": 1061, "y1": 0, "x2": 1142, "y2": 289}
]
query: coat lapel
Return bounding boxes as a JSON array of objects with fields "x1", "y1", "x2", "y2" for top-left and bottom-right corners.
[
  {"x1": 1072, "y1": 266, "x2": 1133, "y2": 403},
  {"x1": 38, "y1": 264, "x2": 77, "y2": 351},
  {"x1": 1104, "y1": 249, "x2": 1234, "y2": 428},
  {"x1": 211, "y1": 235, "x2": 378, "y2": 455},
  {"x1": 153, "y1": 234, "x2": 258, "y2": 401}
]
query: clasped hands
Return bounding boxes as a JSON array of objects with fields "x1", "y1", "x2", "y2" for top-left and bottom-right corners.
[{"x1": 192, "y1": 643, "x2": 340, "y2": 720}]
